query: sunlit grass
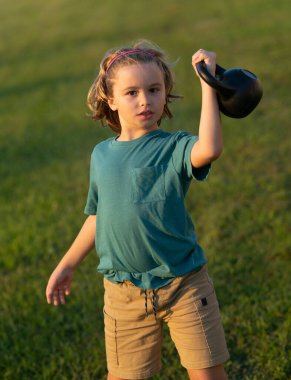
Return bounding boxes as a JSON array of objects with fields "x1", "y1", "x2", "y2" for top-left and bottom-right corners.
[{"x1": 1, "y1": 0, "x2": 290, "y2": 379}]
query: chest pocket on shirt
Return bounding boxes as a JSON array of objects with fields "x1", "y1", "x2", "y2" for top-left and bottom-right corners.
[{"x1": 131, "y1": 165, "x2": 166, "y2": 203}]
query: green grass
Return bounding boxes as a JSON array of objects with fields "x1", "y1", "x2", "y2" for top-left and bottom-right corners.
[{"x1": 1, "y1": 0, "x2": 290, "y2": 379}]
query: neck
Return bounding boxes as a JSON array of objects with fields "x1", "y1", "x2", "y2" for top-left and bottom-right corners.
[{"x1": 117, "y1": 125, "x2": 159, "y2": 141}]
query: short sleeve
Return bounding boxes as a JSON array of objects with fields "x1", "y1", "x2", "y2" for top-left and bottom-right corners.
[
  {"x1": 171, "y1": 131, "x2": 211, "y2": 181},
  {"x1": 84, "y1": 154, "x2": 98, "y2": 215}
]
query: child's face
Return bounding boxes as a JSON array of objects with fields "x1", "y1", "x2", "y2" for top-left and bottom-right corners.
[{"x1": 108, "y1": 62, "x2": 166, "y2": 133}]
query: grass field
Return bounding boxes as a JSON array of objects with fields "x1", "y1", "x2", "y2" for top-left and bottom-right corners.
[{"x1": 1, "y1": 0, "x2": 290, "y2": 379}]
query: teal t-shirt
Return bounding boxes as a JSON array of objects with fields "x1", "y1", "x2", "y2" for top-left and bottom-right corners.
[{"x1": 84, "y1": 129, "x2": 210, "y2": 289}]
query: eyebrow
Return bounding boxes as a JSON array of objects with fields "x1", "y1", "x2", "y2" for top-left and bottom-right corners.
[{"x1": 123, "y1": 83, "x2": 163, "y2": 91}]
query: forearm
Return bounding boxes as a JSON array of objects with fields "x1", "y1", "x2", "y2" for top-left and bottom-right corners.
[
  {"x1": 191, "y1": 49, "x2": 224, "y2": 167},
  {"x1": 198, "y1": 82, "x2": 223, "y2": 158},
  {"x1": 57, "y1": 215, "x2": 96, "y2": 270}
]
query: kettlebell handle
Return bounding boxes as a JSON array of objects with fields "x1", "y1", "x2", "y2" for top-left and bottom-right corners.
[{"x1": 196, "y1": 61, "x2": 235, "y2": 97}]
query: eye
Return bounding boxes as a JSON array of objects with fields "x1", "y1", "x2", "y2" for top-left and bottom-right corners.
[
  {"x1": 127, "y1": 90, "x2": 137, "y2": 96},
  {"x1": 150, "y1": 87, "x2": 160, "y2": 93}
]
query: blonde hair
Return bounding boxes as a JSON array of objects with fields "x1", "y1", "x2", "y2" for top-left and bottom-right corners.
[{"x1": 87, "y1": 40, "x2": 181, "y2": 133}]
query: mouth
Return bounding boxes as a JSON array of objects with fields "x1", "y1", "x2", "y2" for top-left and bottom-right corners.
[{"x1": 137, "y1": 110, "x2": 154, "y2": 119}]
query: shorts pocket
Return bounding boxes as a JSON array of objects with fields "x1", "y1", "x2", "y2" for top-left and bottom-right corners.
[
  {"x1": 193, "y1": 290, "x2": 219, "y2": 313},
  {"x1": 103, "y1": 308, "x2": 119, "y2": 366},
  {"x1": 131, "y1": 165, "x2": 166, "y2": 203},
  {"x1": 192, "y1": 291, "x2": 228, "y2": 361},
  {"x1": 187, "y1": 267, "x2": 215, "y2": 301}
]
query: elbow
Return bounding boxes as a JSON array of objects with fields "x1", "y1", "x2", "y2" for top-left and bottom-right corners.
[
  {"x1": 214, "y1": 146, "x2": 223, "y2": 159},
  {"x1": 207, "y1": 146, "x2": 223, "y2": 162},
  {"x1": 191, "y1": 142, "x2": 223, "y2": 167}
]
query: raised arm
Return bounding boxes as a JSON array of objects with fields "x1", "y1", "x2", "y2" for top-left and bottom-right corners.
[
  {"x1": 190, "y1": 49, "x2": 223, "y2": 168},
  {"x1": 46, "y1": 214, "x2": 96, "y2": 306}
]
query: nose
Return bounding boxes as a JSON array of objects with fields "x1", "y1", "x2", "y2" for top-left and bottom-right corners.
[{"x1": 139, "y1": 91, "x2": 150, "y2": 106}]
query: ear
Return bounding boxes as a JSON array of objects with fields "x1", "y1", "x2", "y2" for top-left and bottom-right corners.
[{"x1": 108, "y1": 97, "x2": 117, "y2": 111}]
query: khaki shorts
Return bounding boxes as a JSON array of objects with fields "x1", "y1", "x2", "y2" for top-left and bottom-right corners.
[{"x1": 103, "y1": 266, "x2": 229, "y2": 379}]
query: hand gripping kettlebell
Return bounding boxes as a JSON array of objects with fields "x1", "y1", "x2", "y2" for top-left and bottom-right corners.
[{"x1": 196, "y1": 61, "x2": 263, "y2": 118}]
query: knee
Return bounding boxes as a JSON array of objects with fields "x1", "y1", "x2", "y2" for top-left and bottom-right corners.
[
  {"x1": 107, "y1": 373, "x2": 142, "y2": 380},
  {"x1": 187, "y1": 364, "x2": 228, "y2": 380}
]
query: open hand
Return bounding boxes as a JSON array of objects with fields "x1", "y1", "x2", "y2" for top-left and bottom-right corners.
[{"x1": 46, "y1": 266, "x2": 74, "y2": 306}]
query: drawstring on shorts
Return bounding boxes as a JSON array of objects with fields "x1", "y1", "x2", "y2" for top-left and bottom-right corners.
[{"x1": 143, "y1": 289, "x2": 158, "y2": 320}]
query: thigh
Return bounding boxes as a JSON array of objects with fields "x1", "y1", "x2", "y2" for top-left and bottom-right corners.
[
  {"x1": 164, "y1": 267, "x2": 229, "y2": 370},
  {"x1": 103, "y1": 278, "x2": 163, "y2": 380}
]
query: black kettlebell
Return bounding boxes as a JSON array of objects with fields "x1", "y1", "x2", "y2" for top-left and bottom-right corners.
[{"x1": 196, "y1": 61, "x2": 263, "y2": 118}]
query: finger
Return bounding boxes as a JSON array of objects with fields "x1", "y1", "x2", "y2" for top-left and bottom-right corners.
[
  {"x1": 192, "y1": 57, "x2": 203, "y2": 76},
  {"x1": 58, "y1": 289, "x2": 66, "y2": 305},
  {"x1": 204, "y1": 53, "x2": 216, "y2": 68},
  {"x1": 53, "y1": 290, "x2": 60, "y2": 306},
  {"x1": 64, "y1": 285, "x2": 70, "y2": 296},
  {"x1": 46, "y1": 285, "x2": 54, "y2": 304},
  {"x1": 192, "y1": 49, "x2": 206, "y2": 63},
  {"x1": 192, "y1": 50, "x2": 206, "y2": 76},
  {"x1": 192, "y1": 50, "x2": 216, "y2": 65},
  {"x1": 192, "y1": 52, "x2": 217, "y2": 77},
  {"x1": 47, "y1": 293, "x2": 53, "y2": 304}
]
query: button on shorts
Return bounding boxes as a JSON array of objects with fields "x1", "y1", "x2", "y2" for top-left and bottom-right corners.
[{"x1": 103, "y1": 266, "x2": 229, "y2": 379}]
